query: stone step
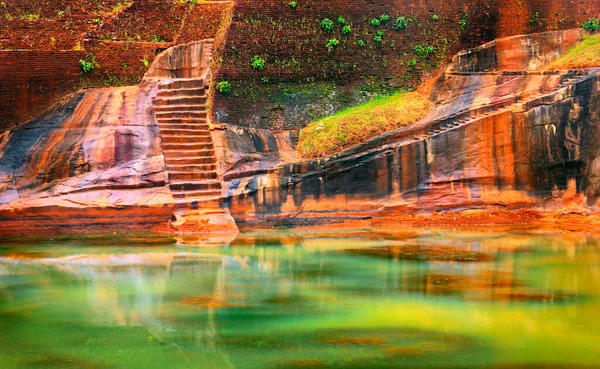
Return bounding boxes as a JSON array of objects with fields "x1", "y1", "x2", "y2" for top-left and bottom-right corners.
[
  {"x1": 160, "y1": 128, "x2": 211, "y2": 136},
  {"x1": 155, "y1": 111, "x2": 207, "y2": 119},
  {"x1": 165, "y1": 156, "x2": 217, "y2": 165},
  {"x1": 155, "y1": 117, "x2": 208, "y2": 123},
  {"x1": 159, "y1": 78, "x2": 206, "y2": 90},
  {"x1": 169, "y1": 171, "x2": 218, "y2": 181},
  {"x1": 162, "y1": 142, "x2": 214, "y2": 151},
  {"x1": 171, "y1": 189, "x2": 222, "y2": 199},
  {"x1": 169, "y1": 181, "x2": 222, "y2": 191},
  {"x1": 161, "y1": 135, "x2": 213, "y2": 144},
  {"x1": 156, "y1": 88, "x2": 207, "y2": 99},
  {"x1": 154, "y1": 104, "x2": 207, "y2": 113},
  {"x1": 163, "y1": 151, "x2": 216, "y2": 160},
  {"x1": 167, "y1": 163, "x2": 217, "y2": 172},
  {"x1": 153, "y1": 96, "x2": 207, "y2": 106}
]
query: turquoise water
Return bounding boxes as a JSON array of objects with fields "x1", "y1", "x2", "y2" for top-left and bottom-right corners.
[{"x1": 0, "y1": 229, "x2": 599, "y2": 368}]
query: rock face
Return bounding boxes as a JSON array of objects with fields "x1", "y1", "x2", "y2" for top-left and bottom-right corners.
[
  {"x1": 221, "y1": 30, "x2": 600, "y2": 228},
  {"x1": 0, "y1": 29, "x2": 599, "y2": 234}
]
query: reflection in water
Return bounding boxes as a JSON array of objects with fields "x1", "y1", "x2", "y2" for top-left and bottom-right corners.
[{"x1": 0, "y1": 229, "x2": 599, "y2": 368}]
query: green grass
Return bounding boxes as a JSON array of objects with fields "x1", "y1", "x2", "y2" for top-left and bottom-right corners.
[
  {"x1": 297, "y1": 91, "x2": 432, "y2": 159},
  {"x1": 546, "y1": 34, "x2": 600, "y2": 70}
]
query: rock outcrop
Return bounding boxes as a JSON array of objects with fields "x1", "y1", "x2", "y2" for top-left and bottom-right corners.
[{"x1": 1, "y1": 29, "x2": 599, "y2": 234}]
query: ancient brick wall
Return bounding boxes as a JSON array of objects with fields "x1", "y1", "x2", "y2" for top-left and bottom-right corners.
[
  {"x1": 211, "y1": 0, "x2": 599, "y2": 129},
  {"x1": 0, "y1": 50, "x2": 84, "y2": 131}
]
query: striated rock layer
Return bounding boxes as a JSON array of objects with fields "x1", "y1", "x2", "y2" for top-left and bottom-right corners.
[{"x1": 1, "y1": 29, "x2": 600, "y2": 235}]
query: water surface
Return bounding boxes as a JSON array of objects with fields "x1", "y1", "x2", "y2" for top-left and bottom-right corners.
[{"x1": 0, "y1": 229, "x2": 599, "y2": 368}]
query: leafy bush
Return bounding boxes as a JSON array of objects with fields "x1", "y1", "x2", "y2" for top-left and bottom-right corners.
[
  {"x1": 216, "y1": 80, "x2": 232, "y2": 94},
  {"x1": 432, "y1": 14, "x2": 439, "y2": 21},
  {"x1": 379, "y1": 14, "x2": 390, "y2": 23},
  {"x1": 261, "y1": 76, "x2": 269, "y2": 83},
  {"x1": 414, "y1": 44, "x2": 435, "y2": 59},
  {"x1": 337, "y1": 16, "x2": 346, "y2": 25},
  {"x1": 393, "y1": 16, "x2": 408, "y2": 30},
  {"x1": 407, "y1": 59, "x2": 417, "y2": 67},
  {"x1": 288, "y1": 1, "x2": 298, "y2": 9},
  {"x1": 79, "y1": 55, "x2": 97, "y2": 73},
  {"x1": 321, "y1": 18, "x2": 334, "y2": 32},
  {"x1": 357, "y1": 39, "x2": 365, "y2": 47},
  {"x1": 342, "y1": 25, "x2": 351, "y2": 35},
  {"x1": 583, "y1": 18, "x2": 600, "y2": 32},
  {"x1": 326, "y1": 38, "x2": 339, "y2": 51},
  {"x1": 370, "y1": 18, "x2": 381, "y2": 27},
  {"x1": 459, "y1": 13, "x2": 468, "y2": 30},
  {"x1": 150, "y1": 35, "x2": 166, "y2": 42},
  {"x1": 251, "y1": 55, "x2": 266, "y2": 70}
]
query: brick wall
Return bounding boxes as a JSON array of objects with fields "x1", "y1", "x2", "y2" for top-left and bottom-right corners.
[
  {"x1": 211, "y1": 0, "x2": 498, "y2": 128},
  {"x1": 0, "y1": 50, "x2": 84, "y2": 131}
]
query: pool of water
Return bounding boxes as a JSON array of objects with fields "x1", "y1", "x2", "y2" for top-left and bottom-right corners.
[{"x1": 0, "y1": 228, "x2": 599, "y2": 369}]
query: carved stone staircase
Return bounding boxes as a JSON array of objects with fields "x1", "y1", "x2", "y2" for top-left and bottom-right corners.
[
  {"x1": 412, "y1": 72, "x2": 588, "y2": 142},
  {"x1": 153, "y1": 77, "x2": 222, "y2": 210}
]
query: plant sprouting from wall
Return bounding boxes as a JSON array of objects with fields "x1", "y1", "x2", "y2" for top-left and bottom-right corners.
[
  {"x1": 251, "y1": 55, "x2": 266, "y2": 70},
  {"x1": 370, "y1": 18, "x2": 381, "y2": 27},
  {"x1": 79, "y1": 55, "x2": 98, "y2": 73},
  {"x1": 583, "y1": 18, "x2": 600, "y2": 32},
  {"x1": 357, "y1": 39, "x2": 365, "y2": 47},
  {"x1": 288, "y1": 1, "x2": 298, "y2": 9},
  {"x1": 393, "y1": 16, "x2": 408, "y2": 31},
  {"x1": 217, "y1": 80, "x2": 232, "y2": 94},
  {"x1": 337, "y1": 16, "x2": 346, "y2": 25},
  {"x1": 321, "y1": 18, "x2": 334, "y2": 32},
  {"x1": 342, "y1": 25, "x2": 351, "y2": 35},
  {"x1": 326, "y1": 38, "x2": 339, "y2": 51},
  {"x1": 413, "y1": 44, "x2": 434, "y2": 59},
  {"x1": 379, "y1": 14, "x2": 390, "y2": 24}
]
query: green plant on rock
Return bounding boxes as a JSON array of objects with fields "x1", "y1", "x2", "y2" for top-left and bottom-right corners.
[
  {"x1": 261, "y1": 76, "x2": 269, "y2": 84},
  {"x1": 326, "y1": 38, "x2": 339, "y2": 51},
  {"x1": 342, "y1": 25, "x2": 351, "y2": 35},
  {"x1": 529, "y1": 11, "x2": 542, "y2": 25},
  {"x1": 373, "y1": 31, "x2": 384, "y2": 44},
  {"x1": 379, "y1": 14, "x2": 390, "y2": 23},
  {"x1": 370, "y1": 18, "x2": 381, "y2": 27},
  {"x1": 459, "y1": 12, "x2": 468, "y2": 30},
  {"x1": 141, "y1": 55, "x2": 150, "y2": 68},
  {"x1": 216, "y1": 80, "x2": 232, "y2": 94},
  {"x1": 20, "y1": 13, "x2": 39, "y2": 20},
  {"x1": 92, "y1": 18, "x2": 101, "y2": 24},
  {"x1": 251, "y1": 55, "x2": 265, "y2": 70},
  {"x1": 337, "y1": 16, "x2": 346, "y2": 25},
  {"x1": 79, "y1": 55, "x2": 98, "y2": 73},
  {"x1": 150, "y1": 35, "x2": 166, "y2": 42},
  {"x1": 288, "y1": 1, "x2": 298, "y2": 9},
  {"x1": 414, "y1": 44, "x2": 434, "y2": 59},
  {"x1": 357, "y1": 39, "x2": 365, "y2": 47},
  {"x1": 321, "y1": 18, "x2": 334, "y2": 32},
  {"x1": 407, "y1": 59, "x2": 417, "y2": 67},
  {"x1": 393, "y1": 16, "x2": 408, "y2": 30},
  {"x1": 583, "y1": 18, "x2": 600, "y2": 32},
  {"x1": 432, "y1": 14, "x2": 439, "y2": 21}
]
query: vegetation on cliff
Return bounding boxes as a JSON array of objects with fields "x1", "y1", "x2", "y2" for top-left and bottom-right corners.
[
  {"x1": 546, "y1": 34, "x2": 600, "y2": 69},
  {"x1": 297, "y1": 91, "x2": 432, "y2": 158}
]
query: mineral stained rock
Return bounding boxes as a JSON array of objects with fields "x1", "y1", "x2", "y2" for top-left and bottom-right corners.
[{"x1": 1, "y1": 29, "x2": 599, "y2": 234}]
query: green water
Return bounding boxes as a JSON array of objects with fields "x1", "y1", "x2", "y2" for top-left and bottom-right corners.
[{"x1": 0, "y1": 229, "x2": 599, "y2": 369}]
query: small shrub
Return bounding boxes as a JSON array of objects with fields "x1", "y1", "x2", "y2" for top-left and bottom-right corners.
[
  {"x1": 459, "y1": 16, "x2": 468, "y2": 30},
  {"x1": 141, "y1": 56, "x2": 150, "y2": 68},
  {"x1": 342, "y1": 25, "x2": 351, "y2": 35},
  {"x1": 370, "y1": 18, "x2": 381, "y2": 27},
  {"x1": 529, "y1": 11, "x2": 541, "y2": 25},
  {"x1": 326, "y1": 38, "x2": 339, "y2": 51},
  {"x1": 261, "y1": 76, "x2": 269, "y2": 83},
  {"x1": 92, "y1": 18, "x2": 101, "y2": 24},
  {"x1": 216, "y1": 80, "x2": 232, "y2": 94},
  {"x1": 20, "y1": 13, "x2": 39, "y2": 20},
  {"x1": 251, "y1": 55, "x2": 265, "y2": 70},
  {"x1": 357, "y1": 39, "x2": 365, "y2": 47},
  {"x1": 432, "y1": 14, "x2": 439, "y2": 21},
  {"x1": 582, "y1": 18, "x2": 600, "y2": 32},
  {"x1": 321, "y1": 18, "x2": 334, "y2": 32},
  {"x1": 394, "y1": 16, "x2": 408, "y2": 30},
  {"x1": 379, "y1": 14, "x2": 390, "y2": 23},
  {"x1": 150, "y1": 35, "x2": 166, "y2": 42},
  {"x1": 79, "y1": 55, "x2": 97, "y2": 73},
  {"x1": 407, "y1": 59, "x2": 417, "y2": 67},
  {"x1": 288, "y1": 1, "x2": 298, "y2": 9},
  {"x1": 337, "y1": 16, "x2": 346, "y2": 25},
  {"x1": 414, "y1": 44, "x2": 435, "y2": 59},
  {"x1": 57, "y1": 11, "x2": 63, "y2": 18},
  {"x1": 373, "y1": 35, "x2": 383, "y2": 44}
]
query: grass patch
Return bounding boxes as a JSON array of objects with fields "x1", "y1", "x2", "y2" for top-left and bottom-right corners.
[
  {"x1": 546, "y1": 34, "x2": 600, "y2": 70},
  {"x1": 297, "y1": 91, "x2": 432, "y2": 159}
]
